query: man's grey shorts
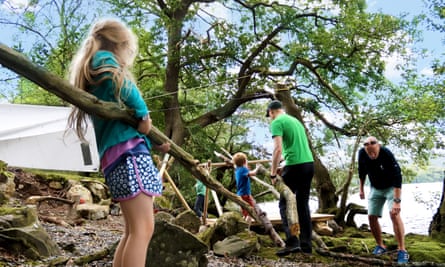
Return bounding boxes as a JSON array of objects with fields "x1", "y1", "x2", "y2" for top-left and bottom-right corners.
[{"x1": 368, "y1": 186, "x2": 395, "y2": 217}]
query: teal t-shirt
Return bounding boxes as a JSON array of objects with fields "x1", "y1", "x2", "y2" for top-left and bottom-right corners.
[
  {"x1": 270, "y1": 113, "x2": 313, "y2": 165},
  {"x1": 89, "y1": 50, "x2": 151, "y2": 158},
  {"x1": 195, "y1": 180, "x2": 206, "y2": 196}
]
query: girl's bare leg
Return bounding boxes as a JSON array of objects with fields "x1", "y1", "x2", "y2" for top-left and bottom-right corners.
[{"x1": 114, "y1": 194, "x2": 155, "y2": 267}]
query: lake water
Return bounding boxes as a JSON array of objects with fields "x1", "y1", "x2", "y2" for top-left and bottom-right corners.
[{"x1": 257, "y1": 182, "x2": 443, "y2": 235}]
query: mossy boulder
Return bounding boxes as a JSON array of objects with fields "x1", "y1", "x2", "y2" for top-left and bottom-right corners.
[
  {"x1": 147, "y1": 219, "x2": 208, "y2": 267},
  {"x1": 197, "y1": 211, "x2": 249, "y2": 248},
  {"x1": 0, "y1": 161, "x2": 15, "y2": 205},
  {"x1": 0, "y1": 206, "x2": 60, "y2": 259},
  {"x1": 213, "y1": 231, "x2": 260, "y2": 257},
  {"x1": 175, "y1": 209, "x2": 201, "y2": 234}
]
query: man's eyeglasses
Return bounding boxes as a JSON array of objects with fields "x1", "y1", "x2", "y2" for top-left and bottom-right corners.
[{"x1": 364, "y1": 141, "x2": 377, "y2": 147}]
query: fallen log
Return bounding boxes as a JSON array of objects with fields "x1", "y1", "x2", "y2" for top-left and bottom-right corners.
[
  {"x1": 25, "y1": 196, "x2": 75, "y2": 205},
  {"x1": 39, "y1": 215, "x2": 72, "y2": 228},
  {"x1": 345, "y1": 203, "x2": 367, "y2": 227},
  {"x1": 47, "y1": 242, "x2": 117, "y2": 267},
  {"x1": 315, "y1": 248, "x2": 390, "y2": 266}
]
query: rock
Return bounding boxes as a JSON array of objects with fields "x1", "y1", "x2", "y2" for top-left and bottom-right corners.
[
  {"x1": 0, "y1": 206, "x2": 60, "y2": 259},
  {"x1": 223, "y1": 200, "x2": 242, "y2": 212},
  {"x1": 313, "y1": 221, "x2": 333, "y2": 236},
  {"x1": 0, "y1": 163, "x2": 15, "y2": 204},
  {"x1": 48, "y1": 180, "x2": 64, "y2": 190},
  {"x1": 147, "y1": 219, "x2": 208, "y2": 267},
  {"x1": 81, "y1": 180, "x2": 109, "y2": 203},
  {"x1": 213, "y1": 233, "x2": 260, "y2": 257},
  {"x1": 197, "y1": 212, "x2": 249, "y2": 248},
  {"x1": 175, "y1": 209, "x2": 201, "y2": 233},
  {"x1": 76, "y1": 203, "x2": 109, "y2": 220},
  {"x1": 155, "y1": 211, "x2": 175, "y2": 223},
  {"x1": 67, "y1": 183, "x2": 93, "y2": 204}
]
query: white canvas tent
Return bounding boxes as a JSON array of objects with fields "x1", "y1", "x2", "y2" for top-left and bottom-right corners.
[{"x1": 0, "y1": 103, "x2": 100, "y2": 172}]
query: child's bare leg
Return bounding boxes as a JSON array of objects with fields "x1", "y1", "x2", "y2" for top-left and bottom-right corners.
[{"x1": 116, "y1": 194, "x2": 155, "y2": 267}]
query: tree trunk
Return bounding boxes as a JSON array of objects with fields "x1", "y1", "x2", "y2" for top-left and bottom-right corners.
[
  {"x1": 275, "y1": 88, "x2": 338, "y2": 211},
  {"x1": 429, "y1": 172, "x2": 445, "y2": 242},
  {"x1": 162, "y1": 5, "x2": 188, "y2": 145},
  {"x1": 0, "y1": 43, "x2": 266, "y2": 228},
  {"x1": 336, "y1": 135, "x2": 362, "y2": 224}
]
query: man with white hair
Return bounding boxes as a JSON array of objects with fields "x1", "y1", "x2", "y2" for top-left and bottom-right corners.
[{"x1": 358, "y1": 136, "x2": 409, "y2": 264}]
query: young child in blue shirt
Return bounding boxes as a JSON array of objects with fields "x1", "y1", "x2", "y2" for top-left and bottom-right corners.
[{"x1": 233, "y1": 152, "x2": 259, "y2": 223}]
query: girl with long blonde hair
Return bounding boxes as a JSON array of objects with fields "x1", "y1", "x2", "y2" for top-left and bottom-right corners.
[{"x1": 68, "y1": 18, "x2": 169, "y2": 267}]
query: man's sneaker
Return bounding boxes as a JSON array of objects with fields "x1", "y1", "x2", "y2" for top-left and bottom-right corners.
[
  {"x1": 372, "y1": 245, "x2": 387, "y2": 255},
  {"x1": 397, "y1": 250, "x2": 409, "y2": 264},
  {"x1": 276, "y1": 245, "x2": 302, "y2": 256}
]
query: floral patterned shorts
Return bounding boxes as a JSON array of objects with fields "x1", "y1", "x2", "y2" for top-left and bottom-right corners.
[{"x1": 105, "y1": 153, "x2": 162, "y2": 201}]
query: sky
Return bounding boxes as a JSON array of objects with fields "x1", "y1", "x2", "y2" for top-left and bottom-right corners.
[{"x1": 366, "y1": 0, "x2": 440, "y2": 80}]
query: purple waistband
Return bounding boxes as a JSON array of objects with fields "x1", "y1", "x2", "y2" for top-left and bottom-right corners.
[{"x1": 101, "y1": 137, "x2": 144, "y2": 171}]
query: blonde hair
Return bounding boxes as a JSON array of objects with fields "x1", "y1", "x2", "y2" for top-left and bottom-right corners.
[
  {"x1": 67, "y1": 18, "x2": 138, "y2": 141},
  {"x1": 233, "y1": 152, "x2": 247, "y2": 167}
]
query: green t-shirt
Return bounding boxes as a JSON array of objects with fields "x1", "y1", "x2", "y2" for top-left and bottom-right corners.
[{"x1": 270, "y1": 113, "x2": 313, "y2": 165}]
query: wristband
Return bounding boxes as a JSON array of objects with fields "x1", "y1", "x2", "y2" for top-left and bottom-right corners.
[
  {"x1": 270, "y1": 174, "x2": 277, "y2": 179},
  {"x1": 393, "y1": 198, "x2": 401, "y2": 203}
]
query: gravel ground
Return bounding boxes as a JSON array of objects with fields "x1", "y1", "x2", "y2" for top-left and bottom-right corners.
[
  {"x1": 4, "y1": 168, "x2": 337, "y2": 266},
  {"x1": 0, "y1": 215, "x2": 323, "y2": 267}
]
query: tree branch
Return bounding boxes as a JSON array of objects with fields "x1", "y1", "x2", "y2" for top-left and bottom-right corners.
[{"x1": 0, "y1": 42, "x2": 263, "y2": 225}]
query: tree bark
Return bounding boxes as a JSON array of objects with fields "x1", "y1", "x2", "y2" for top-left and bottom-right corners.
[
  {"x1": 336, "y1": 135, "x2": 362, "y2": 224},
  {"x1": 429, "y1": 173, "x2": 445, "y2": 242},
  {"x1": 274, "y1": 177, "x2": 300, "y2": 236},
  {"x1": 0, "y1": 43, "x2": 265, "y2": 227}
]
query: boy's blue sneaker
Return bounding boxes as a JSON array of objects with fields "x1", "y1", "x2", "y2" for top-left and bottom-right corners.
[
  {"x1": 397, "y1": 250, "x2": 409, "y2": 264},
  {"x1": 372, "y1": 245, "x2": 387, "y2": 255}
]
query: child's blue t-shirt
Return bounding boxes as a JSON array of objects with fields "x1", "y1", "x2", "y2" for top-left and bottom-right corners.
[{"x1": 235, "y1": 166, "x2": 251, "y2": 196}]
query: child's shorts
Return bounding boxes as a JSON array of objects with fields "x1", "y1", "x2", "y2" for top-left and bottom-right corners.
[
  {"x1": 240, "y1": 195, "x2": 256, "y2": 217},
  {"x1": 105, "y1": 153, "x2": 162, "y2": 201}
]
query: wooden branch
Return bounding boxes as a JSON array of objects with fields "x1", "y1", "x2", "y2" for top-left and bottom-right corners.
[
  {"x1": 315, "y1": 248, "x2": 391, "y2": 266},
  {"x1": 158, "y1": 153, "x2": 170, "y2": 179},
  {"x1": 249, "y1": 175, "x2": 280, "y2": 199},
  {"x1": 39, "y1": 215, "x2": 72, "y2": 228},
  {"x1": 153, "y1": 154, "x2": 191, "y2": 211},
  {"x1": 199, "y1": 159, "x2": 271, "y2": 168},
  {"x1": 165, "y1": 170, "x2": 192, "y2": 211},
  {"x1": 211, "y1": 190, "x2": 223, "y2": 217},
  {"x1": 274, "y1": 177, "x2": 300, "y2": 236},
  {"x1": 0, "y1": 43, "x2": 262, "y2": 224},
  {"x1": 25, "y1": 195, "x2": 75, "y2": 205},
  {"x1": 203, "y1": 187, "x2": 210, "y2": 225}
]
